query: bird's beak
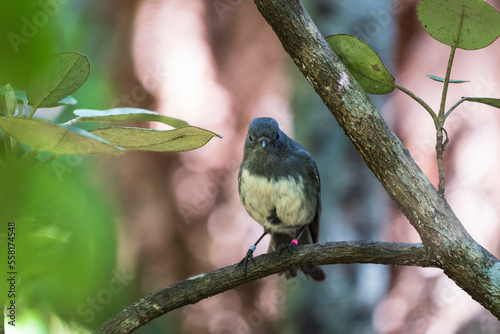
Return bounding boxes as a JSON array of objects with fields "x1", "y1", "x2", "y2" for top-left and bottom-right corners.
[{"x1": 258, "y1": 137, "x2": 268, "y2": 149}]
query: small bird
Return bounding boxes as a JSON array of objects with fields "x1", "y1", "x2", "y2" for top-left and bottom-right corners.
[{"x1": 238, "y1": 117, "x2": 326, "y2": 281}]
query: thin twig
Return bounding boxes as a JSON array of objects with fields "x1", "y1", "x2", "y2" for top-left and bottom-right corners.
[
  {"x1": 27, "y1": 106, "x2": 38, "y2": 118},
  {"x1": 394, "y1": 84, "x2": 438, "y2": 127},
  {"x1": 442, "y1": 127, "x2": 449, "y2": 151},
  {"x1": 436, "y1": 6, "x2": 464, "y2": 197},
  {"x1": 444, "y1": 97, "x2": 467, "y2": 121}
]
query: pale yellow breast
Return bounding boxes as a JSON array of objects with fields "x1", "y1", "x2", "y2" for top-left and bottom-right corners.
[{"x1": 240, "y1": 169, "x2": 314, "y2": 232}]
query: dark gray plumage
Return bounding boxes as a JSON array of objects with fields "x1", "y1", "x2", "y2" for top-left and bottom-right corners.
[{"x1": 238, "y1": 117, "x2": 326, "y2": 281}]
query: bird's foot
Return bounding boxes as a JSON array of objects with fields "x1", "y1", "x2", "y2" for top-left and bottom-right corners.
[
  {"x1": 238, "y1": 245, "x2": 256, "y2": 275},
  {"x1": 276, "y1": 239, "x2": 298, "y2": 253}
]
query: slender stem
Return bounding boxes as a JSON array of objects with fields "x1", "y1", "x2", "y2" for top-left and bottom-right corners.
[
  {"x1": 394, "y1": 84, "x2": 438, "y2": 127},
  {"x1": 444, "y1": 97, "x2": 467, "y2": 121},
  {"x1": 28, "y1": 106, "x2": 38, "y2": 118},
  {"x1": 442, "y1": 128, "x2": 449, "y2": 151},
  {"x1": 436, "y1": 7, "x2": 464, "y2": 197},
  {"x1": 439, "y1": 37, "x2": 461, "y2": 121},
  {"x1": 436, "y1": 131, "x2": 446, "y2": 196}
]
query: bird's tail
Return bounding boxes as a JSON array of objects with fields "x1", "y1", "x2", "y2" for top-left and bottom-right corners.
[{"x1": 282, "y1": 264, "x2": 326, "y2": 282}]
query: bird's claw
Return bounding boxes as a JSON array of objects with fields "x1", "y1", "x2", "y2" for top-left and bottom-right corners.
[
  {"x1": 276, "y1": 240, "x2": 298, "y2": 253},
  {"x1": 239, "y1": 245, "x2": 256, "y2": 275},
  {"x1": 276, "y1": 244, "x2": 286, "y2": 252}
]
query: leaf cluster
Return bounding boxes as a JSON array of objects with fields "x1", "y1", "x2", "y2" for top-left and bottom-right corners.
[
  {"x1": 326, "y1": 0, "x2": 500, "y2": 195},
  {"x1": 0, "y1": 52, "x2": 221, "y2": 166}
]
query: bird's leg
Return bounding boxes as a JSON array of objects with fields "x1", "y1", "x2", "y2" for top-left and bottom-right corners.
[
  {"x1": 276, "y1": 226, "x2": 306, "y2": 252},
  {"x1": 239, "y1": 231, "x2": 267, "y2": 275},
  {"x1": 288, "y1": 226, "x2": 305, "y2": 251}
]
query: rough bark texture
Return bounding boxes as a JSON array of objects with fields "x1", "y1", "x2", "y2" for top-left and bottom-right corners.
[
  {"x1": 95, "y1": 242, "x2": 430, "y2": 333},
  {"x1": 253, "y1": 0, "x2": 500, "y2": 318},
  {"x1": 95, "y1": 0, "x2": 500, "y2": 332}
]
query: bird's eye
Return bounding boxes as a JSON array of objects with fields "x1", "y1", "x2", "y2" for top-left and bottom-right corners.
[
  {"x1": 248, "y1": 134, "x2": 254, "y2": 142},
  {"x1": 276, "y1": 133, "x2": 280, "y2": 140}
]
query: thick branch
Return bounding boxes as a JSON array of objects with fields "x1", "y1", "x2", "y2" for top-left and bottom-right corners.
[
  {"x1": 255, "y1": 0, "x2": 500, "y2": 317},
  {"x1": 254, "y1": 0, "x2": 500, "y2": 319},
  {"x1": 95, "y1": 241, "x2": 430, "y2": 333}
]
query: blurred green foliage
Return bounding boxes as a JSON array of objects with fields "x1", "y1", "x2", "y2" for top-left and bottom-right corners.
[
  {"x1": 0, "y1": 1, "x2": 126, "y2": 331},
  {"x1": 0, "y1": 160, "x2": 123, "y2": 330},
  {"x1": 0, "y1": 0, "x2": 58, "y2": 86},
  {"x1": 0, "y1": 0, "x2": 116, "y2": 115}
]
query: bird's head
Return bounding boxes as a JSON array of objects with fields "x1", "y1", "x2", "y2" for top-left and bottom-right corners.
[{"x1": 245, "y1": 117, "x2": 283, "y2": 152}]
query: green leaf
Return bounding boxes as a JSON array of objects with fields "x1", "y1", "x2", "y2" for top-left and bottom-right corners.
[
  {"x1": 326, "y1": 34, "x2": 395, "y2": 94},
  {"x1": 417, "y1": 0, "x2": 500, "y2": 50},
  {"x1": 0, "y1": 85, "x2": 27, "y2": 106},
  {"x1": 0, "y1": 117, "x2": 124, "y2": 156},
  {"x1": 0, "y1": 85, "x2": 27, "y2": 104},
  {"x1": 426, "y1": 74, "x2": 470, "y2": 83},
  {"x1": 0, "y1": 85, "x2": 76, "y2": 113},
  {"x1": 73, "y1": 108, "x2": 189, "y2": 128},
  {"x1": 463, "y1": 97, "x2": 500, "y2": 108},
  {"x1": 90, "y1": 126, "x2": 221, "y2": 152},
  {"x1": 27, "y1": 52, "x2": 90, "y2": 109}
]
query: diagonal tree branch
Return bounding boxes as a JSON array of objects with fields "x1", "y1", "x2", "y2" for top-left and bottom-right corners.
[
  {"x1": 253, "y1": 0, "x2": 500, "y2": 319},
  {"x1": 95, "y1": 241, "x2": 432, "y2": 333}
]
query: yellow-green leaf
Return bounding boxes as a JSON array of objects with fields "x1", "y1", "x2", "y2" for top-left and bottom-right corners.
[
  {"x1": 417, "y1": 0, "x2": 500, "y2": 50},
  {"x1": 73, "y1": 108, "x2": 189, "y2": 128},
  {"x1": 27, "y1": 52, "x2": 90, "y2": 109},
  {"x1": 0, "y1": 84, "x2": 76, "y2": 106},
  {"x1": 0, "y1": 117, "x2": 123, "y2": 156},
  {"x1": 5, "y1": 84, "x2": 17, "y2": 116},
  {"x1": 91, "y1": 126, "x2": 221, "y2": 152},
  {"x1": 326, "y1": 34, "x2": 395, "y2": 94},
  {"x1": 463, "y1": 97, "x2": 500, "y2": 108},
  {"x1": 426, "y1": 74, "x2": 470, "y2": 83}
]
